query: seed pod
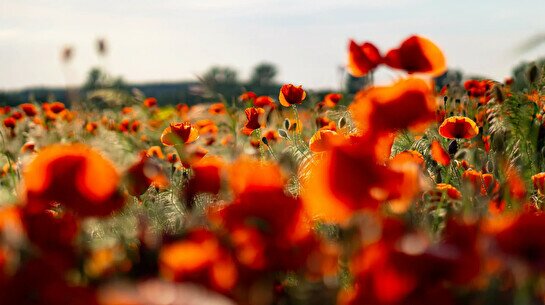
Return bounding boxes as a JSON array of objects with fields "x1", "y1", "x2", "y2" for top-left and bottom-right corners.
[
  {"x1": 339, "y1": 117, "x2": 346, "y2": 129},
  {"x1": 284, "y1": 118, "x2": 290, "y2": 130}
]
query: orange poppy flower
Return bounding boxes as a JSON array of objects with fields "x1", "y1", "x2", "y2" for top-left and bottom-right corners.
[
  {"x1": 254, "y1": 96, "x2": 276, "y2": 108},
  {"x1": 438, "y1": 116, "x2": 479, "y2": 139},
  {"x1": 239, "y1": 91, "x2": 257, "y2": 102},
  {"x1": 383, "y1": 35, "x2": 446, "y2": 76},
  {"x1": 350, "y1": 78, "x2": 436, "y2": 135},
  {"x1": 159, "y1": 228, "x2": 237, "y2": 293},
  {"x1": 391, "y1": 150, "x2": 425, "y2": 167},
  {"x1": 208, "y1": 103, "x2": 226, "y2": 115},
  {"x1": 309, "y1": 130, "x2": 345, "y2": 152},
  {"x1": 146, "y1": 146, "x2": 165, "y2": 159},
  {"x1": 21, "y1": 142, "x2": 36, "y2": 154},
  {"x1": 85, "y1": 122, "x2": 98, "y2": 134},
  {"x1": 279, "y1": 84, "x2": 306, "y2": 107},
  {"x1": 49, "y1": 102, "x2": 66, "y2": 114},
  {"x1": 160, "y1": 122, "x2": 199, "y2": 146},
  {"x1": 121, "y1": 106, "x2": 133, "y2": 114},
  {"x1": 347, "y1": 40, "x2": 382, "y2": 77},
  {"x1": 23, "y1": 143, "x2": 124, "y2": 217},
  {"x1": 433, "y1": 183, "x2": 462, "y2": 200},
  {"x1": 228, "y1": 157, "x2": 285, "y2": 195},
  {"x1": 242, "y1": 107, "x2": 265, "y2": 136},
  {"x1": 532, "y1": 172, "x2": 545, "y2": 195},
  {"x1": 143, "y1": 97, "x2": 157, "y2": 108},
  {"x1": 20, "y1": 103, "x2": 38, "y2": 117},
  {"x1": 430, "y1": 140, "x2": 451, "y2": 166}
]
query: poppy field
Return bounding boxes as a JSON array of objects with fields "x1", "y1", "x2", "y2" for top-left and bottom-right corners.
[{"x1": 2, "y1": 34, "x2": 545, "y2": 305}]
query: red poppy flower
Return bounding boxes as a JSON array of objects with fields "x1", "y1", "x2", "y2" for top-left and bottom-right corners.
[
  {"x1": 124, "y1": 152, "x2": 169, "y2": 197},
  {"x1": 350, "y1": 78, "x2": 436, "y2": 136},
  {"x1": 3, "y1": 117, "x2": 15, "y2": 129},
  {"x1": 347, "y1": 40, "x2": 382, "y2": 77},
  {"x1": 239, "y1": 91, "x2": 257, "y2": 102},
  {"x1": 49, "y1": 102, "x2": 66, "y2": 114},
  {"x1": 439, "y1": 116, "x2": 479, "y2": 139},
  {"x1": 210, "y1": 186, "x2": 317, "y2": 272},
  {"x1": 185, "y1": 157, "x2": 223, "y2": 202},
  {"x1": 279, "y1": 84, "x2": 306, "y2": 107},
  {"x1": 383, "y1": 35, "x2": 446, "y2": 76},
  {"x1": 143, "y1": 97, "x2": 157, "y2": 108},
  {"x1": 160, "y1": 122, "x2": 199, "y2": 146},
  {"x1": 254, "y1": 96, "x2": 276, "y2": 108},
  {"x1": 23, "y1": 143, "x2": 124, "y2": 217},
  {"x1": 242, "y1": 107, "x2": 265, "y2": 136},
  {"x1": 159, "y1": 228, "x2": 237, "y2": 293},
  {"x1": 323, "y1": 93, "x2": 343, "y2": 108},
  {"x1": 495, "y1": 212, "x2": 545, "y2": 270},
  {"x1": 20, "y1": 103, "x2": 38, "y2": 117},
  {"x1": 430, "y1": 140, "x2": 451, "y2": 166}
]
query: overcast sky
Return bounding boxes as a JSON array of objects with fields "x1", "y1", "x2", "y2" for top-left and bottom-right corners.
[{"x1": 1, "y1": 0, "x2": 545, "y2": 90}]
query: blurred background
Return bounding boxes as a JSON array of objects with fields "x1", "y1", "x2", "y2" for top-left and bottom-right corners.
[{"x1": 1, "y1": 0, "x2": 545, "y2": 104}]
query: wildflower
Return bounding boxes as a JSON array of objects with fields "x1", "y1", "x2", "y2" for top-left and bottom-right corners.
[
  {"x1": 239, "y1": 91, "x2": 257, "y2": 103},
  {"x1": 383, "y1": 35, "x2": 446, "y2": 76},
  {"x1": 309, "y1": 130, "x2": 345, "y2": 152},
  {"x1": 430, "y1": 140, "x2": 451, "y2": 166},
  {"x1": 350, "y1": 78, "x2": 436, "y2": 135},
  {"x1": 143, "y1": 97, "x2": 157, "y2": 108},
  {"x1": 347, "y1": 40, "x2": 382, "y2": 77},
  {"x1": 323, "y1": 93, "x2": 342, "y2": 108},
  {"x1": 20, "y1": 103, "x2": 38, "y2": 117},
  {"x1": 279, "y1": 84, "x2": 306, "y2": 107},
  {"x1": 254, "y1": 96, "x2": 276, "y2": 108},
  {"x1": 208, "y1": 103, "x2": 226, "y2": 115},
  {"x1": 242, "y1": 107, "x2": 265, "y2": 136},
  {"x1": 532, "y1": 172, "x2": 545, "y2": 195},
  {"x1": 124, "y1": 152, "x2": 169, "y2": 197},
  {"x1": 439, "y1": 116, "x2": 479, "y2": 139},
  {"x1": 49, "y1": 102, "x2": 66, "y2": 114},
  {"x1": 23, "y1": 143, "x2": 124, "y2": 217},
  {"x1": 159, "y1": 229, "x2": 237, "y2": 292},
  {"x1": 160, "y1": 122, "x2": 199, "y2": 146}
]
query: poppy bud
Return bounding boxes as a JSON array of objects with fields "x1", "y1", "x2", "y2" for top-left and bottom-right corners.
[
  {"x1": 261, "y1": 137, "x2": 269, "y2": 146},
  {"x1": 278, "y1": 129, "x2": 289, "y2": 139},
  {"x1": 448, "y1": 140, "x2": 458, "y2": 155}
]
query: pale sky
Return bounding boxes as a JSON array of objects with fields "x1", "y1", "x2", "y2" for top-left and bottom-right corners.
[{"x1": 1, "y1": 0, "x2": 545, "y2": 90}]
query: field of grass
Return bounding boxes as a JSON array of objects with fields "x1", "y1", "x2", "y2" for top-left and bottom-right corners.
[{"x1": 2, "y1": 34, "x2": 545, "y2": 305}]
